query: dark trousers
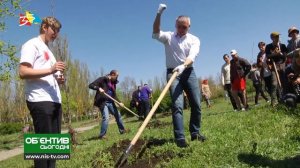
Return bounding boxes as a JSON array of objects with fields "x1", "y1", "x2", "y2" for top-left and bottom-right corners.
[
  {"x1": 270, "y1": 70, "x2": 285, "y2": 104},
  {"x1": 136, "y1": 102, "x2": 143, "y2": 119},
  {"x1": 140, "y1": 99, "x2": 150, "y2": 119},
  {"x1": 224, "y1": 84, "x2": 238, "y2": 110},
  {"x1": 263, "y1": 75, "x2": 272, "y2": 95},
  {"x1": 26, "y1": 101, "x2": 62, "y2": 168},
  {"x1": 253, "y1": 83, "x2": 269, "y2": 104}
]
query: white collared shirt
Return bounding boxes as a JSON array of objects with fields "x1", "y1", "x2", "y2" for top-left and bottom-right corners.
[{"x1": 152, "y1": 31, "x2": 200, "y2": 69}]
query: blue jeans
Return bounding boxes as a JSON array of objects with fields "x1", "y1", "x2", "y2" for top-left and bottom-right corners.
[
  {"x1": 167, "y1": 68, "x2": 202, "y2": 141},
  {"x1": 99, "y1": 102, "x2": 125, "y2": 137}
]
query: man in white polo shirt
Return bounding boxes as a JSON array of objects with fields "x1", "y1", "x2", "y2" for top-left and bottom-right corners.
[
  {"x1": 152, "y1": 4, "x2": 206, "y2": 148},
  {"x1": 19, "y1": 16, "x2": 65, "y2": 168}
]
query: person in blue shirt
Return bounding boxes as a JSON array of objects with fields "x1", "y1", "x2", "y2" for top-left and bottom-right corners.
[{"x1": 139, "y1": 84, "x2": 152, "y2": 119}]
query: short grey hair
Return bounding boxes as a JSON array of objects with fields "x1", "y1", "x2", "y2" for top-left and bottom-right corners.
[{"x1": 176, "y1": 15, "x2": 191, "y2": 26}]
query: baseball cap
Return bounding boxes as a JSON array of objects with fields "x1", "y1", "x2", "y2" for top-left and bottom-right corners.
[
  {"x1": 270, "y1": 32, "x2": 280, "y2": 38},
  {"x1": 288, "y1": 26, "x2": 299, "y2": 37},
  {"x1": 230, "y1": 49, "x2": 237, "y2": 55}
]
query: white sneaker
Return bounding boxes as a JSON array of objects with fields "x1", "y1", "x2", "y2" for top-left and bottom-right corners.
[{"x1": 242, "y1": 108, "x2": 246, "y2": 111}]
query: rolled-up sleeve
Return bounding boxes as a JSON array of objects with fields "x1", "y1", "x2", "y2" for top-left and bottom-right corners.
[
  {"x1": 152, "y1": 31, "x2": 171, "y2": 44},
  {"x1": 187, "y1": 37, "x2": 200, "y2": 62}
]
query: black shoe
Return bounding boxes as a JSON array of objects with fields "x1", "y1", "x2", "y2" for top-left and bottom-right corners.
[
  {"x1": 138, "y1": 116, "x2": 144, "y2": 121},
  {"x1": 176, "y1": 139, "x2": 188, "y2": 148},
  {"x1": 120, "y1": 129, "x2": 130, "y2": 134},
  {"x1": 191, "y1": 134, "x2": 206, "y2": 142},
  {"x1": 98, "y1": 135, "x2": 107, "y2": 140}
]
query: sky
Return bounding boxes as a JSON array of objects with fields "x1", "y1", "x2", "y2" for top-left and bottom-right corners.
[{"x1": 2, "y1": 0, "x2": 300, "y2": 83}]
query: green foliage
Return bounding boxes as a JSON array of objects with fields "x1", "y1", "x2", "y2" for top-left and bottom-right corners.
[
  {"x1": 0, "y1": 0, "x2": 22, "y2": 81},
  {"x1": 152, "y1": 89, "x2": 172, "y2": 113},
  {"x1": 0, "y1": 122, "x2": 23, "y2": 135},
  {"x1": 0, "y1": 132, "x2": 23, "y2": 150},
  {"x1": 50, "y1": 37, "x2": 94, "y2": 123},
  {"x1": 0, "y1": 44, "x2": 19, "y2": 81}
]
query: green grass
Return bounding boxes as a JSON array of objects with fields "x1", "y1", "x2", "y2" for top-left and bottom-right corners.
[
  {"x1": 0, "y1": 119, "x2": 99, "y2": 151},
  {"x1": 0, "y1": 98, "x2": 299, "y2": 167},
  {"x1": 0, "y1": 133, "x2": 23, "y2": 150}
]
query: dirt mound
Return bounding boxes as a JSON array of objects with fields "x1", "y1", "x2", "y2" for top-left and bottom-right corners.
[
  {"x1": 110, "y1": 139, "x2": 146, "y2": 161},
  {"x1": 146, "y1": 120, "x2": 171, "y2": 129},
  {"x1": 91, "y1": 138, "x2": 177, "y2": 167}
]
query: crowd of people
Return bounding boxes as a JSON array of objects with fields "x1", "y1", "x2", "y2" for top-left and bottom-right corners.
[
  {"x1": 221, "y1": 27, "x2": 300, "y2": 111},
  {"x1": 18, "y1": 3, "x2": 300, "y2": 167}
]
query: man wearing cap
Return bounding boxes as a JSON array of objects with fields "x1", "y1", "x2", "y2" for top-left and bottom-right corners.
[
  {"x1": 152, "y1": 4, "x2": 205, "y2": 148},
  {"x1": 230, "y1": 50, "x2": 251, "y2": 111},
  {"x1": 287, "y1": 27, "x2": 300, "y2": 66},
  {"x1": 265, "y1": 32, "x2": 288, "y2": 106}
]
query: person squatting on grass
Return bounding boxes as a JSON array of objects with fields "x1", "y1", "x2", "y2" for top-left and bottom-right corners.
[
  {"x1": 221, "y1": 54, "x2": 239, "y2": 111},
  {"x1": 88, "y1": 70, "x2": 127, "y2": 139},
  {"x1": 265, "y1": 32, "x2": 288, "y2": 106},
  {"x1": 248, "y1": 63, "x2": 269, "y2": 106},
  {"x1": 19, "y1": 16, "x2": 64, "y2": 168},
  {"x1": 152, "y1": 4, "x2": 206, "y2": 148},
  {"x1": 201, "y1": 79, "x2": 212, "y2": 108},
  {"x1": 230, "y1": 50, "x2": 251, "y2": 111}
]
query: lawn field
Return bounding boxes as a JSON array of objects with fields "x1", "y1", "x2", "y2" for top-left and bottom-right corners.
[{"x1": 1, "y1": 99, "x2": 299, "y2": 168}]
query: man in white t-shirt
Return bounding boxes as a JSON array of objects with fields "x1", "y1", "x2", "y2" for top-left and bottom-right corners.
[
  {"x1": 19, "y1": 16, "x2": 65, "y2": 168},
  {"x1": 221, "y1": 54, "x2": 238, "y2": 111},
  {"x1": 152, "y1": 4, "x2": 205, "y2": 148}
]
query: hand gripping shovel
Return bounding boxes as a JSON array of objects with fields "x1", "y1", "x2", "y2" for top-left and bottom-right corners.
[
  {"x1": 103, "y1": 92, "x2": 139, "y2": 118},
  {"x1": 115, "y1": 71, "x2": 178, "y2": 168}
]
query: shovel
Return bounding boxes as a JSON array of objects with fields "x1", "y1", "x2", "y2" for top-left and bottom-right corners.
[
  {"x1": 115, "y1": 71, "x2": 178, "y2": 168},
  {"x1": 103, "y1": 92, "x2": 139, "y2": 118}
]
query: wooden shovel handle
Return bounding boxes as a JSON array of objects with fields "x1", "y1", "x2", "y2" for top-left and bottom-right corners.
[
  {"x1": 103, "y1": 92, "x2": 139, "y2": 117},
  {"x1": 131, "y1": 71, "x2": 178, "y2": 144}
]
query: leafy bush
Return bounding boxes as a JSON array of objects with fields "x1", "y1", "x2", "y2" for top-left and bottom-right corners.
[
  {"x1": 151, "y1": 89, "x2": 172, "y2": 113},
  {"x1": 0, "y1": 123, "x2": 23, "y2": 135}
]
